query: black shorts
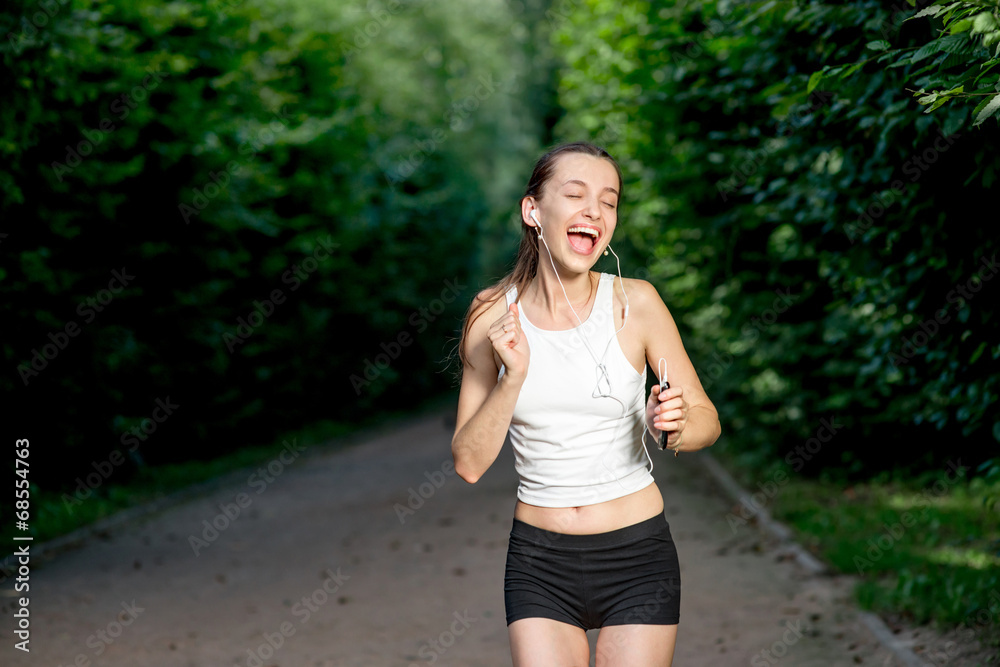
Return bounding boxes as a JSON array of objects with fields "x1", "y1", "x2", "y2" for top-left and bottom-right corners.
[{"x1": 504, "y1": 513, "x2": 681, "y2": 630}]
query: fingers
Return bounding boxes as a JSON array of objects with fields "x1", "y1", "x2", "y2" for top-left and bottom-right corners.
[
  {"x1": 489, "y1": 309, "x2": 522, "y2": 347},
  {"x1": 658, "y1": 386, "x2": 683, "y2": 401},
  {"x1": 656, "y1": 406, "x2": 686, "y2": 419},
  {"x1": 653, "y1": 415, "x2": 683, "y2": 431},
  {"x1": 655, "y1": 389, "x2": 686, "y2": 410},
  {"x1": 489, "y1": 323, "x2": 517, "y2": 347},
  {"x1": 653, "y1": 386, "x2": 688, "y2": 432}
]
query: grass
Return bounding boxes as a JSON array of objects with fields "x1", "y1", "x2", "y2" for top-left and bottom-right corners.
[
  {"x1": 711, "y1": 445, "x2": 1000, "y2": 653},
  {"x1": 2, "y1": 391, "x2": 457, "y2": 551}
]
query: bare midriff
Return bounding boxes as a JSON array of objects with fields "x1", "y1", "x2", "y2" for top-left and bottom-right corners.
[{"x1": 513, "y1": 480, "x2": 664, "y2": 535}]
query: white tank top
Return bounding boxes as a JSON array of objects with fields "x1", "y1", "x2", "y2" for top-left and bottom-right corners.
[{"x1": 497, "y1": 272, "x2": 654, "y2": 508}]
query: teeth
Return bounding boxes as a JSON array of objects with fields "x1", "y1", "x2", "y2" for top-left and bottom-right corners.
[{"x1": 567, "y1": 226, "x2": 599, "y2": 238}]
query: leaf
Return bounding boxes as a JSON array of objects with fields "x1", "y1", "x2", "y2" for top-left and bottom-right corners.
[
  {"x1": 973, "y1": 92, "x2": 1000, "y2": 125},
  {"x1": 924, "y1": 95, "x2": 952, "y2": 113},
  {"x1": 909, "y1": 33, "x2": 975, "y2": 65},
  {"x1": 867, "y1": 40, "x2": 891, "y2": 51},
  {"x1": 972, "y1": 58, "x2": 999, "y2": 84},
  {"x1": 839, "y1": 61, "x2": 865, "y2": 80},
  {"x1": 807, "y1": 69, "x2": 824, "y2": 94},
  {"x1": 909, "y1": 40, "x2": 943, "y2": 64},
  {"x1": 938, "y1": 33, "x2": 977, "y2": 55},
  {"x1": 972, "y1": 12, "x2": 997, "y2": 35},
  {"x1": 949, "y1": 18, "x2": 973, "y2": 34},
  {"x1": 911, "y1": 6, "x2": 943, "y2": 20},
  {"x1": 935, "y1": 2, "x2": 965, "y2": 21}
]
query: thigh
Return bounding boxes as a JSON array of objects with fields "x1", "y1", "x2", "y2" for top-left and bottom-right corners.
[
  {"x1": 595, "y1": 623, "x2": 678, "y2": 667},
  {"x1": 509, "y1": 617, "x2": 590, "y2": 667}
]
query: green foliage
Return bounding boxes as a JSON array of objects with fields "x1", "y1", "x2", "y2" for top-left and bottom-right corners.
[
  {"x1": 811, "y1": 0, "x2": 1000, "y2": 125},
  {"x1": 551, "y1": 0, "x2": 999, "y2": 481},
  {"x1": 0, "y1": 0, "x2": 549, "y2": 496}
]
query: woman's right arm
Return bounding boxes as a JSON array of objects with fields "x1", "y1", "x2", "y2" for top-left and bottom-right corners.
[{"x1": 451, "y1": 291, "x2": 528, "y2": 484}]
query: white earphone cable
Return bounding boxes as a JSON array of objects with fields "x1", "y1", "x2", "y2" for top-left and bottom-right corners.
[{"x1": 533, "y1": 218, "x2": 655, "y2": 486}]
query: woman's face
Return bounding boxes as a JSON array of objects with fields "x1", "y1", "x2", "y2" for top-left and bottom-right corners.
[{"x1": 532, "y1": 152, "x2": 620, "y2": 270}]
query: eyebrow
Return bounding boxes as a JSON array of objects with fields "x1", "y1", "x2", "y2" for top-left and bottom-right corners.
[{"x1": 561, "y1": 179, "x2": 619, "y2": 197}]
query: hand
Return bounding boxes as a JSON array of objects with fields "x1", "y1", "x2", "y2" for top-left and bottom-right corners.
[
  {"x1": 646, "y1": 384, "x2": 688, "y2": 452},
  {"x1": 490, "y1": 303, "x2": 529, "y2": 381}
]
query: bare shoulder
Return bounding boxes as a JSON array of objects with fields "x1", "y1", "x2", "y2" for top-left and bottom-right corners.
[
  {"x1": 615, "y1": 277, "x2": 681, "y2": 351},
  {"x1": 465, "y1": 284, "x2": 511, "y2": 369},
  {"x1": 469, "y1": 285, "x2": 510, "y2": 331},
  {"x1": 614, "y1": 276, "x2": 664, "y2": 312}
]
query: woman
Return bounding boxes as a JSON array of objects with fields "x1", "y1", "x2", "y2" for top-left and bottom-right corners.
[{"x1": 451, "y1": 141, "x2": 721, "y2": 666}]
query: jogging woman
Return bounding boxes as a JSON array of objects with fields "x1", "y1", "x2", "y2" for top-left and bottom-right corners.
[{"x1": 451, "y1": 141, "x2": 721, "y2": 666}]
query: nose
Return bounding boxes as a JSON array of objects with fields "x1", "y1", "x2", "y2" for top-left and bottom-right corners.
[{"x1": 582, "y1": 195, "x2": 601, "y2": 220}]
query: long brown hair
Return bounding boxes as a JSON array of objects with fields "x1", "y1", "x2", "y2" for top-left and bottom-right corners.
[{"x1": 450, "y1": 141, "x2": 624, "y2": 377}]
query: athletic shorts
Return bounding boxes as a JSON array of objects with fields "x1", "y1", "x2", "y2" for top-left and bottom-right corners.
[{"x1": 504, "y1": 513, "x2": 681, "y2": 629}]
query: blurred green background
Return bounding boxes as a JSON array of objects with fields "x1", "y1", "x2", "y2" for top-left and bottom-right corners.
[{"x1": 2, "y1": 0, "x2": 998, "y2": 647}]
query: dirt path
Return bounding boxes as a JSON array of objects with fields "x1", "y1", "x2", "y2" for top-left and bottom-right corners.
[{"x1": 3, "y1": 406, "x2": 915, "y2": 666}]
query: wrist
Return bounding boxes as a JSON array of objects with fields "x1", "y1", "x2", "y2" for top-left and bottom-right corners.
[{"x1": 499, "y1": 369, "x2": 525, "y2": 390}]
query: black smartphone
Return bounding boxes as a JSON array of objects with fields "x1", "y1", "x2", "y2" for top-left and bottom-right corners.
[{"x1": 657, "y1": 376, "x2": 670, "y2": 452}]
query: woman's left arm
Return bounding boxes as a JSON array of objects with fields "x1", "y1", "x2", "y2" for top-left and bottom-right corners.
[{"x1": 630, "y1": 278, "x2": 722, "y2": 453}]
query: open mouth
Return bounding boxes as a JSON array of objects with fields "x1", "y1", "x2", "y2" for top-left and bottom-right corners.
[{"x1": 567, "y1": 225, "x2": 600, "y2": 254}]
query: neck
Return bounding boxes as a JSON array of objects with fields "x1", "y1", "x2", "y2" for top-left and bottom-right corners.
[{"x1": 529, "y1": 254, "x2": 597, "y2": 325}]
